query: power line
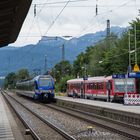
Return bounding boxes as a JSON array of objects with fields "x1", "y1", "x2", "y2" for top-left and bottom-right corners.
[
  {"x1": 71, "y1": 0, "x2": 134, "y2": 37},
  {"x1": 32, "y1": 0, "x2": 90, "y2": 5},
  {"x1": 22, "y1": 0, "x2": 51, "y2": 45},
  {"x1": 32, "y1": 5, "x2": 140, "y2": 8},
  {"x1": 43, "y1": 0, "x2": 71, "y2": 36},
  {"x1": 19, "y1": 0, "x2": 135, "y2": 42},
  {"x1": 9, "y1": 0, "x2": 138, "y2": 73},
  {"x1": 16, "y1": 0, "x2": 72, "y2": 66}
]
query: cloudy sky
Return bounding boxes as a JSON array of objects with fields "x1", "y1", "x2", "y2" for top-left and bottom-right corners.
[{"x1": 11, "y1": 0, "x2": 140, "y2": 46}]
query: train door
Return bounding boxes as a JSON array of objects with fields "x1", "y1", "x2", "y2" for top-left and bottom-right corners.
[
  {"x1": 106, "y1": 80, "x2": 112, "y2": 102},
  {"x1": 136, "y1": 78, "x2": 140, "y2": 94},
  {"x1": 80, "y1": 82, "x2": 84, "y2": 98}
]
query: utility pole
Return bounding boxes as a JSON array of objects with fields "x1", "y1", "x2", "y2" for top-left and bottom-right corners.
[
  {"x1": 133, "y1": 24, "x2": 140, "y2": 72},
  {"x1": 34, "y1": 4, "x2": 36, "y2": 17},
  {"x1": 61, "y1": 44, "x2": 65, "y2": 78},
  {"x1": 44, "y1": 55, "x2": 47, "y2": 74},
  {"x1": 138, "y1": 9, "x2": 140, "y2": 16},
  {"x1": 62, "y1": 44, "x2": 65, "y2": 61},
  {"x1": 107, "y1": 19, "x2": 110, "y2": 38},
  {"x1": 95, "y1": 0, "x2": 98, "y2": 16},
  {"x1": 106, "y1": 19, "x2": 110, "y2": 50},
  {"x1": 134, "y1": 24, "x2": 137, "y2": 64},
  {"x1": 128, "y1": 31, "x2": 132, "y2": 72}
]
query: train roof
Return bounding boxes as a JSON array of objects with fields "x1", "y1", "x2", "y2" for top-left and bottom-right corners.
[
  {"x1": 17, "y1": 75, "x2": 53, "y2": 84},
  {"x1": 34, "y1": 75, "x2": 53, "y2": 80},
  {"x1": 67, "y1": 76, "x2": 112, "y2": 83}
]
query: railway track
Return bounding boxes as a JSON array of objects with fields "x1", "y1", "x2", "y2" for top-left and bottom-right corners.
[
  {"x1": 46, "y1": 103, "x2": 140, "y2": 140},
  {"x1": 2, "y1": 91, "x2": 76, "y2": 140},
  {"x1": 3, "y1": 90, "x2": 125, "y2": 140}
]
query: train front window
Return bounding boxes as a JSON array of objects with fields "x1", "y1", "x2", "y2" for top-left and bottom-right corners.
[
  {"x1": 114, "y1": 79, "x2": 135, "y2": 92},
  {"x1": 39, "y1": 78, "x2": 53, "y2": 87}
]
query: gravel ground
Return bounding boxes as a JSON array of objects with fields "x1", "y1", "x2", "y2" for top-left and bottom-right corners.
[{"x1": 7, "y1": 91, "x2": 129, "y2": 140}]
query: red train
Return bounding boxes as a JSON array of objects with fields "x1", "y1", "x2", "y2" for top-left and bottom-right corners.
[{"x1": 67, "y1": 76, "x2": 137, "y2": 102}]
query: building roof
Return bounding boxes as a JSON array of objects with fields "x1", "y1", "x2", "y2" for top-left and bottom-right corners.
[{"x1": 0, "y1": 0, "x2": 32, "y2": 47}]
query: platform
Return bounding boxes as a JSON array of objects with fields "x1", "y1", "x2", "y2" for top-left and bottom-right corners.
[
  {"x1": 55, "y1": 96, "x2": 140, "y2": 126},
  {"x1": 56, "y1": 96, "x2": 140, "y2": 114},
  {"x1": 0, "y1": 91, "x2": 25, "y2": 140},
  {"x1": 0, "y1": 92, "x2": 15, "y2": 140}
]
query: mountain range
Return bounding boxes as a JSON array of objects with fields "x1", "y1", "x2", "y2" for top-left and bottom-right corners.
[{"x1": 0, "y1": 26, "x2": 126, "y2": 76}]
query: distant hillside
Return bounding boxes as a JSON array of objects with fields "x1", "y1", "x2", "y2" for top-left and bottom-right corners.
[{"x1": 0, "y1": 26, "x2": 126, "y2": 76}]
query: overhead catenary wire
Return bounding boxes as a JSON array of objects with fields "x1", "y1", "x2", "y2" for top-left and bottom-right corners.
[
  {"x1": 18, "y1": 0, "x2": 136, "y2": 40},
  {"x1": 8, "y1": 0, "x2": 140, "y2": 74},
  {"x1": 17, "y1": 0, "x2": 132, "y2": 46},
  {"x1": 32, "y1": 0, "x2": 135, "y2": 40},
  {"x1": 59, "y1": 0, "x2": 135, "y2": 38},
  {"x1": 7, "y1": 0, "x2": 73, "y2": 72},
  {"x1": 31, "y1": 5, "x2": 140, "y2": 8},
  {"x1": 32, "y1": 0, "x2": 90, "y2": 5},
  {"x1": 43, "y1": 0, "x2": 71, "y2": 36}
]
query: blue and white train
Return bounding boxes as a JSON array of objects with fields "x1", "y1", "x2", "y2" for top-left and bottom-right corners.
[{"x1": 16, "y1": 75, "x2": 55, "y2": 102}]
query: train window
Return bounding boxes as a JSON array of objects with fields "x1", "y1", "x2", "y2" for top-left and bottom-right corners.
[
  {"x1": 87, "y1": 84, "x2": 90, "y2": 89},
  {"x1": 114, "y1": 79, "x2": 135, "y2": 92},
  {"x1": 93, "y1": 83, "x2": 95, "y2": 89},
  {"x1": 78, "y1": 83, "x2": 81, "y2": 88},
  {"x1": 93, "y1": 83, "x2": 97, "y2": 89},
  {"x1": 77, "y1": 83, "x2": 79, "y2": 88},
  {"x1": 81, "y1": 82, "x2": 83, "y2": 89},
  {"x1": 98, "y1": 83, "x2": 103, "y2": 89},
  {"x1": 89, "y1": 83, "x2": 93, "y2": 89},
  {"x1": 35, "y1": 82, "x2": 38, "y2": 89},
  {"x1": 97, "y1": 83, "x2": 99, "y2": 89}
]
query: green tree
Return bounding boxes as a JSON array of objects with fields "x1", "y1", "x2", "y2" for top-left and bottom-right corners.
[
  {"x1": 17, "y1": 69, "x2": 30, "y2": 80},
  {"x1": 4, "y1": 72, "x2": 17, "y2": 89},
  {"x1": 129, "y1": 18, "x2": 140, "y2": 67},
  {"x1": 53, "y1": 60, "x2": 72, "y2": 82},
  {"x1": 73, "y1": 51, "x2": 91, "y2": 77},
  {"x1": 56, "y1": 75, "x2": 74, "y2": 92}
]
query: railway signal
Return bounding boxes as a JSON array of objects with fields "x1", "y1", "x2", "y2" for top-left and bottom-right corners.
[{"x1": 133, "y1": 64, "x2": 140, "y2": 72}]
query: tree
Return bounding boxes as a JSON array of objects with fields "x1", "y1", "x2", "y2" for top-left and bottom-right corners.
[
  {"x1": 53, "y1": 60, "x2": 72, "y2": 82},
  {"x1": 129, "y1": 18, "x2": 140, "y2": 67},
  {"x1": 17, "y1": 69, "x2": 30, "y2": 80},
  {"x1": 4, "y1": 72, "x2": 17, "y2": 89},
  {"x1": 73, "y1": 51, "x2": 91, "y2": 77},
  {"x1": 56, "y1": 75, "x2": 74, "y2": 92}
]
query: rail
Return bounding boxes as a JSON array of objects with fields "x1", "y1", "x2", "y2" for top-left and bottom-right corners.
[
  {"x1": 1, "y1": 90, "x2": 41, "y2": 140},
  {"x1": 2, "y1": 90, "x2": 76, "y2": 140},
  {"x1": 46, "y1": 103, "x2": 140, "y2": 140}
]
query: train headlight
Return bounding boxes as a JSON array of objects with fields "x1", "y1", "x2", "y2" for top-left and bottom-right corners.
[
  {"x1": 48, "y1": 90, "x2": 53, "y2": 93},
  {"x1": 48, "y1": 90, "x2": 51, "y2": 93}
]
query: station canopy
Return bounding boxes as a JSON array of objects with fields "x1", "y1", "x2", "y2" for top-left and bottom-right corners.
[{"x1": 0, "y1": 0, "x2": 32, "y2": 47}]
